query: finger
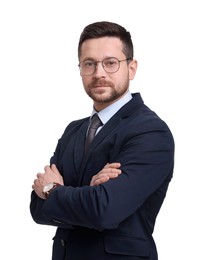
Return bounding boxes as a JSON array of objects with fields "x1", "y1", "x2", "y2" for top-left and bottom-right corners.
[
  {"x1": 32, "y1": 184, "x2": 35, "y2": 189},
  {"x1": 91, "y1": 176, "x2": 110, "y2": 186},
  {"x1": 104, "y1": 163, "x2": 109, "y2": 168},
  {"x1": 44, "y1": 165, "x2": 51, "y2": 173},
  {"x1": 100, "y1": 168, "x2": 122, "y2": 175},
  {"x1": 33, "y1": 178, "x2": 39, "y2": 185},
  {"x1": 37, "y1": 173, "x2": 43, "y2": 178},
  {"x1": 98, "y1": 171, "x2": 121, "y2": 178},
  {"x1": 32, "y1": 179, "x2": 38, "y2": 189},
  {"x1": 51, "y1": 164, "x2": 60, "y2": 174},
  {"x1": 104, "y1": 162, "x2": 121, "y2": 169},
  {"x1": 91, "y1": 171, "x2": 121, "y2": 186}
]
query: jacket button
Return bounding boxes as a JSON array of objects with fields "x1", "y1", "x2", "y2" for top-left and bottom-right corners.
[{"x1": 61, "y1": 239, "x2": 65, "y2": 247}]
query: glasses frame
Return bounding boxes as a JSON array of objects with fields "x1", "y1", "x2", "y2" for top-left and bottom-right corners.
[{"x1": 78, "y1": 57, "x2": 131, "y2": 76}]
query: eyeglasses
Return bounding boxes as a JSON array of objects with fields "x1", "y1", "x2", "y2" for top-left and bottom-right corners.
[{"x1": 78, "y1": 57, "x2": 131, "y2": 76}]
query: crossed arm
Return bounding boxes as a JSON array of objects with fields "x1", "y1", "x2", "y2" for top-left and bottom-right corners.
[{"x1": 32, "y1": 163, "x2": 122, "y2": 200}]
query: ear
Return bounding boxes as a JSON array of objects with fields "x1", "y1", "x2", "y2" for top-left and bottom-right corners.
[{"x1": 128, "y1": 59, "x2": 137, "y2": 80}]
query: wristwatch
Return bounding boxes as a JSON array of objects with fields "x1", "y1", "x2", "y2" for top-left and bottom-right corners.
[{"x1": 43, "y1": 182, "x2": 61, "y2": 199}]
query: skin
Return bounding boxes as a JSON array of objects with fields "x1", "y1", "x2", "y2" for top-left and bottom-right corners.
[
  {"x1": 32, "y1": 36, "x2": 137, "y2": 199},
  {"x1": 80, "y1": 37, "x2": 137, "y2": 111},
  {"x1": 33, "y1": 163, "x2": 122, "y2": 200}
]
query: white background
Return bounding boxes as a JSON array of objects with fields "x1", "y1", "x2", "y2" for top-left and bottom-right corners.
[{"x1": 0, "y1": 0, "x2": 204, "y2": 259}]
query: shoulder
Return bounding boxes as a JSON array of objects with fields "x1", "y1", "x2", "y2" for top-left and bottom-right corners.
[
  {"x1": 61, "y1": 117, "x2": 89, "y2": 137},
  {"x1": 118, "y1": 94, "x2": 174, "y2": 142}
]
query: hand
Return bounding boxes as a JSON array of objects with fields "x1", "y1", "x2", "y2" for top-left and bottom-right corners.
[
  {"x1": 32, "y1": 164, "x2": 64, "y2": 199},
  {"x1": 90, "y1": 162, "x2": 122, "y2": 186}
]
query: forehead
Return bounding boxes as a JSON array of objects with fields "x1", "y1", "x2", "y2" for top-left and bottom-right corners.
[{"x1": 80, "y1": 37, "x2": 124, "y2": 60}]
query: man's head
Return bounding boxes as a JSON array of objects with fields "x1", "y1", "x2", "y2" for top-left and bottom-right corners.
[
  {"x1": 78, "y1": 21, "x2": 137, "y2": 111},
  {"x1": 78, "y1": 21, "x2": 134, "y2": 61}
]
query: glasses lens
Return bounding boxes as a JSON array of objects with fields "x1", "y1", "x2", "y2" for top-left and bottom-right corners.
[
  {"x1": 103, "y1": 58, "x2": 119, "y2": 73},
  {"x1": 80, "y1": 60, "x2": 95, "y2": 75}
]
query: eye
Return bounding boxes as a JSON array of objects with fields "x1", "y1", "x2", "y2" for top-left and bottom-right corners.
[
  {"x1": 103, "y1": 58, "x2": 118, "y2": 67},
  {"x1": 83, "y1": 60, "x2": 95, "y2": 68}
]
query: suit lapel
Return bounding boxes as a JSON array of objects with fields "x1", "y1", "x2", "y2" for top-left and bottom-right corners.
[
  {"x1": 73, "y1": 119, "x2": 89, "y2": 175},
  {"x1": 86, "y1": 92, "x2": 144, "y2": 154},
  {"x1": 78, "y1": 93, "x2": 144, "y2": 185},
  {"x1": 78, "y1": 114, "x2": 121, "y2": 185}
]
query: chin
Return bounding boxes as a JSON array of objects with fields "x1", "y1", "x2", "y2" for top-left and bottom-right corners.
[
  {"x1": 93, "y1": 93, "x2": 118, "y2": 104},
  {"x1": 88, "y1": 88, "x2": 122, "y2": 103}
]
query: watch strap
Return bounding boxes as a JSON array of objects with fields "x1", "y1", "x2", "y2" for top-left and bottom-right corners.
[{"x1": 43, "y1": 182, "x2": 61, "y2": 199}]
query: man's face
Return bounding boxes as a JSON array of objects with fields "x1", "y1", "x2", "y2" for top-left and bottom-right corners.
[{"x1": 79, "y1": 37, "x2": 137, "y2": 111}]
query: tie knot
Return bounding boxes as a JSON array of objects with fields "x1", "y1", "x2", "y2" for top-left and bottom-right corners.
[{"x1": 90, "y1": 114, "x2": 102, "y2": 129}]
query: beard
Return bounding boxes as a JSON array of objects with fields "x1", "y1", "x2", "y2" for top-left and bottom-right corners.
[{"x1": 85, "y1": 78, "x2": 129, "y2": 104}]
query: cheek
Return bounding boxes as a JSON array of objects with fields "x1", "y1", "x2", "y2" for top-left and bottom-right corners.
[{"x1": 81, "y1": 77, "x2": 91, "y2": 90}]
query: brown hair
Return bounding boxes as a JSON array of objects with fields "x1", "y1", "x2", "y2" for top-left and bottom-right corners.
[{"x1": 78, "y1": 21, "x2": 134, "y2": 60}]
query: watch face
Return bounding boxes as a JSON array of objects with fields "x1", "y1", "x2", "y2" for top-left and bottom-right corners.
[{"x1": 43, "y1": 183, "x2": 54, "y2": 193}]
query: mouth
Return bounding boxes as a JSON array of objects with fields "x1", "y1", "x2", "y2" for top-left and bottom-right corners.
[
  {"x1": 89, "y1": 85, "x2": 109, "y2": 96},
  {"x1": 91, "y1": 79, "x2": 110, "y2": 88},
  {"x1": 93, "y1": 85, "x2": 108, "y2": 88},
  {"x1": 91, "y1": 85, "x2": 107, "y2": 92},
  {"x1": 88, "y1": 80, "x2": 112, "y2": 94}
]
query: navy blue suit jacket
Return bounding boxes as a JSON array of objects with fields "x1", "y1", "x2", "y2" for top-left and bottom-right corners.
[{"x1": 30, "y1": 93, "x2": 174, "y2": 260}]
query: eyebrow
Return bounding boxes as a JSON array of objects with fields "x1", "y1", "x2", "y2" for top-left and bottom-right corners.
[{"x1": 81, "y1": 56, "x2": 118, "y2": 62}]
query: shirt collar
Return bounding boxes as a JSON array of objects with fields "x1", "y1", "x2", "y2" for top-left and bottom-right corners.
[{"x1": 91, "y1": 91, "x2": 132, "y2": 125}]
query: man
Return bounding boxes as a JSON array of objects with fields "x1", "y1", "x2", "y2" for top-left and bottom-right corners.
[{"x1": 30, "y1": 21, "x2": 174, "y2": 260}]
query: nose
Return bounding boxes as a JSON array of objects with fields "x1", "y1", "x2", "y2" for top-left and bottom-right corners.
[{"x1": 93, "y1": 61, "x2": 106, "y2": 77}]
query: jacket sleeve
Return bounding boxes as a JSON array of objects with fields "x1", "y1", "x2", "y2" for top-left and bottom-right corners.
[
  {"x1": 30, "y1": 135, "x2": 76, "y2": 228},
  {"x1": 30, "y1": 119, "x2": 90, "y2": 228},
  {"x1": 36, "y1": 119, "x2": 174, "y2": 231}
]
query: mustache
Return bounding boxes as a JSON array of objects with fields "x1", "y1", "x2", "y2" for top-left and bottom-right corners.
[{"x1": 89, "y1": 79, "x2": 111, "y2": 87}]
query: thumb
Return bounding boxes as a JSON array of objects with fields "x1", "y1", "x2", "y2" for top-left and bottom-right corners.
[{"x1": 51, "y1": 164, "x2": 60, "y2": 174}]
